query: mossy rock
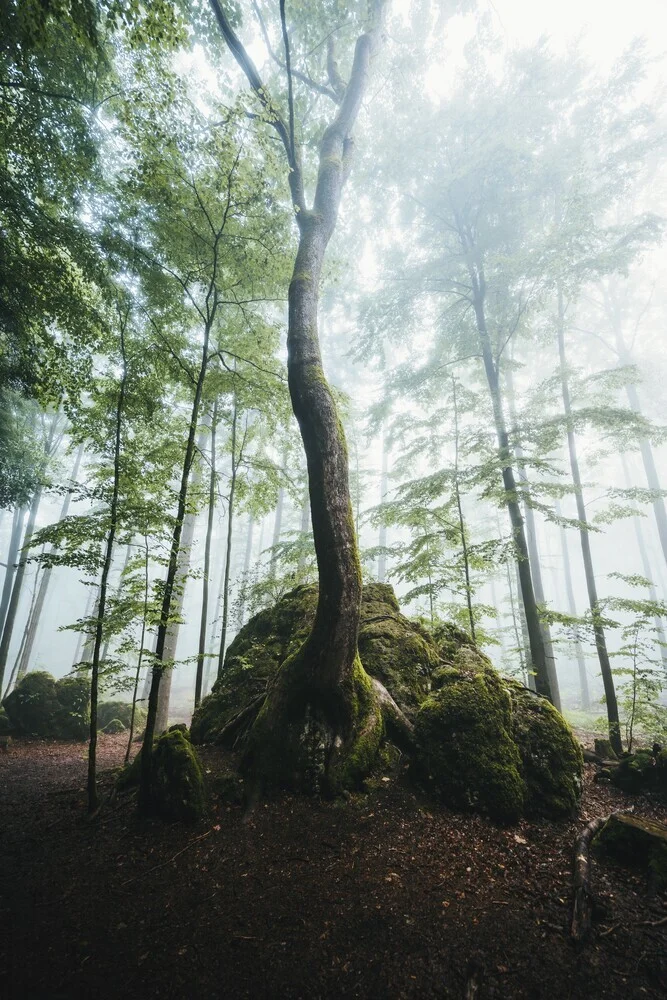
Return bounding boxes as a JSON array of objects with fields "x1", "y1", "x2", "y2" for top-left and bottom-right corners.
[
  {"x1": 103, "y1": 718, "x2": 126, "y2": 734},
  {"x1": 2, "y1": 671, "x2": 90, "y2": 740},
  {"x1": 414, "y1": 651, "x2": 525, "y2": 824},
  {"x1": 191, "y1": 582, "x2": 439, "y2": 744},
  {"x1": 98, "y1": 700, "x2": 146, "y2": 733},
  {"x1": 509, "y1": 684, "x2": 583, "y2": 817},
  {"x1": 593, "y1": 813, "x2": 667, "y2": 891},
  {"x1": 610, "y1": 750, "x2": 656, "y2": 794},
  {"x1": 150, "y1": 729, "x2": 207, "y2": 823}
]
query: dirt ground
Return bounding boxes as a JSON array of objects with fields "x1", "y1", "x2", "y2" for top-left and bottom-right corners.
[{"x1": 0, "y1": 734, "x2": 665, "y2": 1000}]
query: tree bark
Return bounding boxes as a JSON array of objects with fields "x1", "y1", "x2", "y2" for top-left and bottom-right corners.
[
  {"x1": 217, "y1": 395, "x2": 239, "y2": 679},
  {"x1": 504, "y1": 361, "x2": 560, "y2": 707},
  {"x1": 554, "y1": 497, "x2": 591, "y2": 711},
  {"x1": 377, "y1": 424, "x2": 389, "y2": 583},
  {"x1": 269, "y1": 483, "x2": 285, "y2": 578},
  {"x1": 14, "y1": 443, "x2": 85, "y2": 683},
  {"x1": 211, "y1": 0, "x2": 387, "y2": 790},
  {"x1": 557, "y1": 286, "x2": 621, "y2": 754},
  {"x1": 195, "y1": 401, "x2": 218, "y2": 708},
  {"x1": 466, "y1": 266, "x2": 553, "y2": 703},
  {"x1": 0, "y1": 506, "x2": 26, "y2": 637},
  {"x1": 88, "y1": 322, "x2": 127, "y2": 814},
  {"x1": 126, "y1": 534, "x2": 150, "y2": 762}
]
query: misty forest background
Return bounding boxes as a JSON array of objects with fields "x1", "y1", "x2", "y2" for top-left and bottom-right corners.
[{"x1": 2, "y1": 0, "x2": 667, "y2": 764}]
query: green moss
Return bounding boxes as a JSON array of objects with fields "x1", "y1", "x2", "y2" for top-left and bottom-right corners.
[
  {"x1": 415, "y1": 663, "x2": 524, "y2": 824},
  {"x1": 149, "y1": 729, "x2": 207, "y2": 823},
  {"x1": 611, "y1": 750, "x2": 655, "y2": 793},
  {"x1": 509, "y1": 684, "x2": 583, "y2": 817},
  {"x1": 0, "y1": 709, "x2": 11, "y2": 735},
  {"x1": 594, "y1": 813, "x2": 667, "y2": 891},
  {"x1": 2, "y1": 671, "x2": 90, "y2": 740},
  {"x1": 98, "y1": 700, "x2": 146, "y2": 733},
  {"x1": 328, "y1": 657, "x2": 384, "y2": 792}
]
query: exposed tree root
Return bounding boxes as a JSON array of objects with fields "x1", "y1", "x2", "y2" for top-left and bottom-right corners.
[
  {"x1": 371, "y1": 677, "x2": 416, "y2": 753},
  {"x1": 216, "y1": 693, "x2": 267, "y2": 748}
]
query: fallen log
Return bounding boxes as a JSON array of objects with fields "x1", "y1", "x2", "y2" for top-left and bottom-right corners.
[{"x1": 571, "y1": 810, "x2": 626, "y2": 943}]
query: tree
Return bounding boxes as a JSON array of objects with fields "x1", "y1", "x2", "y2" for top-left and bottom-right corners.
[{"x1": 208, "y1": 0, "x2": 391, "y2": 791}]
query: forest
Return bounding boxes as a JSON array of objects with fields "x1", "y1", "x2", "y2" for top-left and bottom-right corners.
[{"x1": 0, "y1": 0, "x2": 666, "y2": 997}]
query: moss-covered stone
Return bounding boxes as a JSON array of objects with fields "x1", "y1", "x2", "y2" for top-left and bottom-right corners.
[
  {"x1": 192, "y1": 582, "x2": 439, "y2": 744},
  {"x1": 414, "y1": 654, "x2": 525, "y2": 824},
  {"x1": 2, "y1": 671, "x2": 90, "y2": 740},
  {"x1": 610, "y1": 750, "x2": 655, "y2": 794},
  {"x1": 509, "y1": 684, "x2": 583, "y2": 817},
  {"x1": 103, "y1": 718, "x2": 126, "y2": 734},
  {"x1": 593, "y1": 813, "x2": 667, "y2": 891},
  {"x1": 150, "y1": 729, "x2": 207, "y2": 823},
  {"x1": 97, "y1": 700, "x2": 146, "y2": 733}
]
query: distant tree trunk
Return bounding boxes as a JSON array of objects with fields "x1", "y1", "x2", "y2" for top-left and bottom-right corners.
[
  {"x1": 15, "y1": 443, "x2": 85, "y2": 682},
  {"x1": 0, "y1": 506, "x2": 26, "y2": 636},
  {"x1": 557, "y1": 287, "x2": 621, "y2": 754},
  {"x1": 554, "y1": 497, "x2": 591, "y2": 711},
  {"x1": 377, "y1": 425, "x2": 389, "y2": 583},
  {"x1": 515, "y1": 563, "x2": 536, "y2": 690},
  {"x1": 269, "y1": 482, "x2": 285, "y2": 578},
  {"x1": 99, "y1": 542, "x2": 132, "y2": 667},
  {"x1": 620, "y1": 453, "x2": 667, "y2": 675},
  {"x1": 88, "y1": 320, "x2": 128, "y2": 814},
  {"x1": 610, "y1": 319, "x2": 667, "y2": 566},
  {"x1": 451, "y1": 379, "x2": 475, "y2": 643},
  {"x1": 195, "y1": 401, "x2": 218, "y2": 709},
  {"x1": 505, "y1": 561, "x2": 530, "y2": 687},
  {"x1": 0, "y1": 411, "x2": 58, "y2": 693},
  {"x1": 4, "y1": 556, "x2": 42, "y2": 697},
  {"x1": 126, "y1": 534, "x2": 151, "y2": 763},
  {"x1": 217, "y1": 396, "x2": 240, "y2": 679},
  {"x1": 504, "y1": 361, "x2": 560, "y2": 707},
  {"x1": 140, "y1": 315, "x2": 212, "y2": 810},
  {"x1": 465, "y1": 263, "x2": 553, "y2": 703},
  {"x1": 155, "y1": 425, "x2": 208, "y2": 734},
  {"x1": 73, "y1": 584, "x2": 95, "y2": 668}
]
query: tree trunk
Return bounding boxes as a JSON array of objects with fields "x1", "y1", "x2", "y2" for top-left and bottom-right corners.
[
  {"x1": 211, "y1": 0, "x2": 387, "y2": 791},
  {"x1": 155, "y1": 425, "x2": 208, "y2": 734},
  {"x1": 620, "y1": 452, "x2": 667, "y2": 674},
  {"x1": 452, "y1": 379, "x2": 475, "y2": 642},
  {"x1": 554, "y1": 497, "x2": 591, "y2": 711},
  {"x1": 0, "y1": 411, "x2": 55, "y2": 693},
  {"x1": 99, "y1": 543, "x2": 132, "y2": 667},
  {"x1": 195, "y1": 401, "x2": 218, "y2": 709},
  {"x1": 217, "y1": 397, "x2": 239, "y2": 679},
  {"x1": 0, "y1": 506, "x2": 26, "y2": 636},
  {"x1": 88, "y1": 323, "x2": 127, "y2": 814},
  {"x1": 377, "y1": 424, "x2": 389, "y2": 583},
  {"x1": 557, "y1": 286, "x2": 621, "y2": 754},
  {"x1": 126, "y1": 534, "x2": 151, "y2": 763},
  {"x1": 504, "y1": 361, "x2": 560, "y2": 707},
  {"x1": 15, "y1": 443, "x2": 85, "y2": 682},
  {"x1": 468, "y1": 270, "x2": 554, "y2": 703},
  {"x1": 269, "y1": 482, "x2": 285, "y2": 578},
  {"x1": 140, "y1": 318, "x2": 211, "y2": 809}
]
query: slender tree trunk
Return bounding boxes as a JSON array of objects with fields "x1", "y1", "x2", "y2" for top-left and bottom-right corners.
[
  {"x1": 504, "y1": 361, "x2": 560, "y2": 707},
  {"x1": 140, "y1": 318, "x2": 212, "y2": 809},
  {"x1": 505, "y1": 561, "x2": 529, "y2": 687},
  {"x1": 15, "y1": 443, "x2": 85, "y2": 682},
  {"x1": 195, "y1": 401, "x2": 218, "y2": 708},
  {"x1": 88, "y1": 323, "x2": 128, "y2": 814},
  {"x1": 99, "y1": 542, "x2": 132, "y2": 666},
  {"x1": 620, "y1": 452, "x2": 667, "y2": 674},
  {"x1": 377, "y1": 425, "x2": 389, "y2": 583},
  {"x1": 554, "y1": 497, "x2": 591, "y2": 711},
  {"x1": 467, "y1": 268, "x2": 553, "y2": 702},
  {"x1": 217, "y1": 398, "x2": 239, "y2": 678},
  {"x1": 515, "y1": 563, "x2": 536, "y2": 690},
  {"x1": 610, "y1": 321, "x2": 667, "y2": 566},
  {"x1": 4, "y1": 556, "x2": 42, "y2": 697},
  {"x1": 155, "y1": 425, "x2": 208, "y2": 734},
  {"x1": 269, "y1": 483, "x2": 285, "y2": 578},
  {"x1": 126, "y1": 534, "x2": 150, "y2": 763},
  {"x1": 452, "y1": 380, "x2": 475, "y2": 642},
  {"x1": 73, "y1": 585, "x2": 95, "y2": 668},
  {"x1": 0, "y1": 506, "x2": 26, "y2": 636},
  {"x1": 0, "y1": 411, "x2": 57, "y2": 693},
  {"x1": 557, "y1": 286, "x2": 621, "y2": 754}
]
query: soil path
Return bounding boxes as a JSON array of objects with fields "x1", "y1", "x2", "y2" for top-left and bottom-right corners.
[{"x1": 0, "y1": 735, "x2": 665, "y2": 999}]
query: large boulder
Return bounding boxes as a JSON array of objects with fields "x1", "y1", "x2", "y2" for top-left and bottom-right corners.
[
  {"x1": 191, "y1": 582, "x2": 439, "y2": 743},
  {"x1": 415, "y1": 649, "x2": 525, "y2": 823},
  {"x1": 192, "y1": 583, "x2": 583, "y2": 822},
  {"x1": 97, "y1": 700, "x2": 146, "y2": 733},
  {"x1": 3, "y1": 671, "x2": 90, "y2": 740}
]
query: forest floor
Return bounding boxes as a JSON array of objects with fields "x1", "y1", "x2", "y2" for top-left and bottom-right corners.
[{"x1": 0, "y1": 734, "x2": 665, "y2": 1000}]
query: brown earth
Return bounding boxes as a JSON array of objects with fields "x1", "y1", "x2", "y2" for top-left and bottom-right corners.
[{"x1": 0, "y1": 734, "x2": 665, "y2": 1000}]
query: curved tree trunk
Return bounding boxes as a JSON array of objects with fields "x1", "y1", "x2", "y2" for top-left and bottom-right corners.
[
  {"x1": 0, "y1": 506, "x2": 26, "y2": 637},
  {"x1": 211, "y1": 0, "x2": 387, "y2": 792}
]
